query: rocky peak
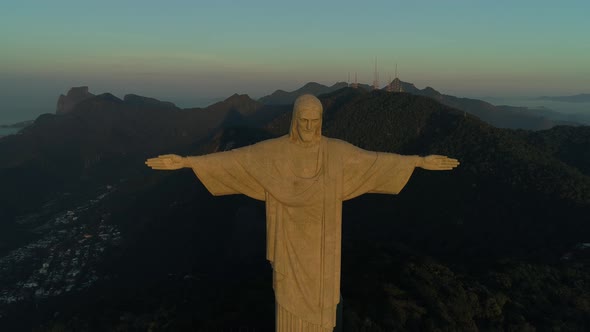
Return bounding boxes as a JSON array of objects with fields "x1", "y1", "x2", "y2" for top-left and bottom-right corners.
[
  {"x1": 421, "y1": 86, "x2": 442, "y2": 98},
  {"x1": 56, "y1": 86, "x2": 95, "y2": 114},
  {"x1": 218, "y1": 94, "x2": 260, "y2": 115},
  {"x1": 123, "y1": 94, "x2": 178, "y2": 110},
  {"x1": 224, "y1": 93, "x2": 255, "y2": 104}
]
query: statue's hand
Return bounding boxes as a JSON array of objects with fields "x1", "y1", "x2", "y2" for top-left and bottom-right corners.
[
  {"x1": 419, "y1": 155, "x2": 460, "y2": 171},
  {"x1": 145, "y1": 154, "x2": 186, "y2": 170}
]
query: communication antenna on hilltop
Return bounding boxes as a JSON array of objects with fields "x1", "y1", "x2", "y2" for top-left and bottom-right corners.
[
  {"x1": 347, "y1": 72, "x2": 350, "y2": 87},
  {"x1": 386, "y1": 71, "x2": 393, "y2": 92},
  {"x1": 373, "y1": 57, "x2": 379, "y2": 90},
  {"x1": 391, "y1": 63, "x2": 404, "y2": 93},
  {"x1": 351, "y1": 72, "x2": 359, "y2": 89}
]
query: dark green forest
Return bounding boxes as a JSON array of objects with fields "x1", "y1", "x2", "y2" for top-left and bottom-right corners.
[{"x1": 0, "y1": 88, "x2": 588, "y2": 331}]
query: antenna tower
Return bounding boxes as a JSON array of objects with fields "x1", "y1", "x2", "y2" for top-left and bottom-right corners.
[
  {"x1": 372, "y1": 57, "x2": 379, "y2": 90},
  {"x1": 386, "y1": 72, "x2": 393, "y2": 92},
  {"x1": 391, "y1": 63, "x2": 403, "y2": 93}
]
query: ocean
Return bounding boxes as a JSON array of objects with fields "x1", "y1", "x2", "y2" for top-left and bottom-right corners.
[
  {"x1": 0, "y1": 127, "x2": 20, "y2": 137},
  {"x1": 480, "y1": 97, "x2": 590, "y2": 125}
]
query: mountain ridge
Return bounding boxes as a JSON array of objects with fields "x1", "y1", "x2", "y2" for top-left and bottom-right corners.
[
  {"x1": 258, "y1": 81, "x2": 349, "y2": 105},
  {"x1": 258, "y1": 81, "x2": 580, "y2": 130},
  {"x1": 1, "y1": 87, "x2": 589, "y2": 331}
]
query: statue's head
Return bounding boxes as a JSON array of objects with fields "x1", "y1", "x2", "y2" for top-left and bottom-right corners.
[{"x1": 289, "y1": 94, "x2": 323, "y2": 145}]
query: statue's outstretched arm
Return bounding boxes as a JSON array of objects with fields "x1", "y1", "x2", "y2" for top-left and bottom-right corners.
[
  {"x1": 416, "y1": 155, "x2": 460, "y2": 171},
  {"x1": 145, "y1": 154, "x2": 190, "y2": 170}
]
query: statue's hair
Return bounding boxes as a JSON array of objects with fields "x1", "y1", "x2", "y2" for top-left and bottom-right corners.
[{"x1": 289, "y1": 94, "x2": 323, "y2": 143}]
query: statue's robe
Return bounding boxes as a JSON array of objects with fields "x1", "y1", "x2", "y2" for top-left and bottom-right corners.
[{"x1": 188, "y1": 135, "x2": 416, "y2": 331}]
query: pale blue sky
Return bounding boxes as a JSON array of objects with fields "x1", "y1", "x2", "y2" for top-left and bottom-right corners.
[{"x1": 1, "y1": 0, "x2": 589, "y2": 123}]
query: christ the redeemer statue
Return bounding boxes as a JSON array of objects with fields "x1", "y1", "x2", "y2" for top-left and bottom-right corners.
[{"x1": 146, "y1": 94, "x2": 459, "y2": 331}]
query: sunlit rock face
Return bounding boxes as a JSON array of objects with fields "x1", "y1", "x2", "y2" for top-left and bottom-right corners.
[{"x1": 56, "y1": 87, "x2": 95, "y2": 115}]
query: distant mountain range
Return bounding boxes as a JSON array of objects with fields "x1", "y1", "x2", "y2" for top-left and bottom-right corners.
[
  {"x1": 0, "y1": 90, "x2": 287, "y2": 218},
  {"x1": 537, "y1": 93, "x2": 590, "y2": 103},
  {"x1": 258, "y1": 81, "x2": 351, "y2": 104},
  {"x1": 0, "y1": 86, "x2": 589, "y2": 330},
  {"x1": 2, "y1": 82, "x2": 582, "y2": 137},
  {"x1": 257, "y1": 81, "x2": 580, "y2": 130}
]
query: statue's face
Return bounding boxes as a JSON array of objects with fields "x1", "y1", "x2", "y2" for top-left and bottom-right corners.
[{"x1": 296, "y1": 108, "x2": 322, "y2": 143}]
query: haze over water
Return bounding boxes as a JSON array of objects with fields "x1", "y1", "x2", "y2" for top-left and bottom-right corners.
[
  {"x1": 0, "y1": 128, "x2": 19, "y2": 136},
  {"x1": 480, "y1": 97, "x2": 590, "y2": 124}
]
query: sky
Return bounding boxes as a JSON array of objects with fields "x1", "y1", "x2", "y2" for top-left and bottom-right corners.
[{"x1": 1, "y1": 0, "x2": 589, "y2": 123}]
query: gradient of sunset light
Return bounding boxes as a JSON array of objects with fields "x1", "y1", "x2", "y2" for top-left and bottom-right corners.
[{"x1": 1, "y1": 0, "x2": 589, "y2": 123}]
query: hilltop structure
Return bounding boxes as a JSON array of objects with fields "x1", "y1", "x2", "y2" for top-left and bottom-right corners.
[
  {"x1": 386, "y1": 64, "x2": 404, "y2": 93},
  {"x1": 372, "y1": 58, "x2": 379, "y2": 90},
  {"x1": 351, "y1": 72, "x2": 359, "y2": 89}
]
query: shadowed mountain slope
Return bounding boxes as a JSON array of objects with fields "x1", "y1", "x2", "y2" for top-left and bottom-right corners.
[
  {"x1": 0, "y1": 92, "x2": 286, "y2": 224},
  {"x1": 0, "y1": 88, "x2": 588, "y2": 331},
  {"x1": 261, "y1": 81, "x2": 579, "y2": 130},
  {"x1": 519, "y1": 125, "x2": 590, "y2": 176}
]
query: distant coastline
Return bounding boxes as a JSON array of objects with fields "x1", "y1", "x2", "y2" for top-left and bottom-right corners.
[
  {"x1": 0, "y1": 120, "x2": 31, "y2": 137},
  {"x1": 0, "y1": 119, "x2": 34, "y2": 129},
  {"x1": 537, "y1": 93, "x2": 590, "y2": 103},
  {"x1": 480, "y1": 96, "x2": 590, "y2": 126},
  {"x1": 0, "y1": 127, "x2": 19, "y2": 137}
]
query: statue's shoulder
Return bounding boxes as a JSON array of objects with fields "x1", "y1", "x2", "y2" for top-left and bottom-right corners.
[
  {"x1": 324, "y1": 137, "x2": 360, "y2": 151},
  {"x1": 255, "y1": 135, "x2": 289, "y2": 147},
  {"x1": 323, "y1": 137, "x2": 376, "y2": 161},
  {"x1": 246, "y1": 135, "x2": 289, "y2": 152}
]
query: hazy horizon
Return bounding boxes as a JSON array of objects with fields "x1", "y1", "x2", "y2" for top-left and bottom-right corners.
[
  {"x1": 1, "y1": 0, "x2": 589, "y2": 124},
  {"x1": 1, "y1": 80, "x2": 590, "y2": 125}
]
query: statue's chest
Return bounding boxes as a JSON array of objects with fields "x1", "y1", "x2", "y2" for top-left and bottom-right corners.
[{"x1": 290, "y1": 157, "x2": 320, "y2": 178}]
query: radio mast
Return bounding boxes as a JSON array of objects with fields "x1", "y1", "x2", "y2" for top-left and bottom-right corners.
[{"x1": 372, "y1": 57, "x2": 379, "y2": 90}]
